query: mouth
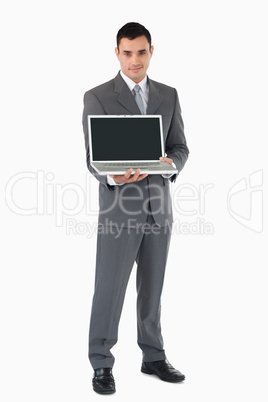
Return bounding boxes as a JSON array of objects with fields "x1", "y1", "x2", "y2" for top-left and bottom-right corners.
[{"x1": 129, "y1": 66, "x2": 142, "y2": 72}]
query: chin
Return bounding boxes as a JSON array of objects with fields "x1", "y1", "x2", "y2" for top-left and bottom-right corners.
[{"x1": 132, "y1": 73, "x2": 144, "y2": 81}]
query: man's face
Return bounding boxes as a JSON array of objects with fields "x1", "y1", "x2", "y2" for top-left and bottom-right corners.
[{"x1": 115, "y1": 36, "x2": 154, "y2": 83}]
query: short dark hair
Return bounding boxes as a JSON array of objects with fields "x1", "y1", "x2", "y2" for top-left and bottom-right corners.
[{"x1": 116, "y1": 22, "x2": 152, "y2": 49}]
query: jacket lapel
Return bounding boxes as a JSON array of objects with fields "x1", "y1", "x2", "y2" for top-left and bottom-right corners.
[
  {"x1": 113, "y1": 72, "x2": 163, "y2": 115},
  {"x1": 147, "y1": 78, "x2": 163, "y2": 115},
  {"x1": 113, "y1": 72, "x2": 141, "y2": 114}
]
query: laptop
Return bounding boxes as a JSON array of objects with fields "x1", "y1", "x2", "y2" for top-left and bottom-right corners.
[{"x1": 87, "y1": 115, "x2": 178, "y2": 175}]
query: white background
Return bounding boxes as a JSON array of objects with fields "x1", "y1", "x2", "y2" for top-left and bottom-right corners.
[{"x1": 1, "y1": 0, "x2": 267, "y2": 400}]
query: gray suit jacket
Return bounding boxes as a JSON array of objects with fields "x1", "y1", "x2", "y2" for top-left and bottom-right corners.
[{"x1": 82, "y1": 72, "x2": 189, "y2": 227}]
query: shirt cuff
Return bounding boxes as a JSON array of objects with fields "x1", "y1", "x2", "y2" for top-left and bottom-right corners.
[
  {"x1": 161, "y1": 162, "x2": 176, "y2": 179},
  {"x1": 107, "y1": 175, "x2": 125, "y2": 186}
]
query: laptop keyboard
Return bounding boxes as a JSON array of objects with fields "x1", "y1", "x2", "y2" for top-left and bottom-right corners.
[{"x1": 105, "y1": 162, "x2": 160, "y2": 168}]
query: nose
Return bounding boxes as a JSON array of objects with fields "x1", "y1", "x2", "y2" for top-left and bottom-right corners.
[{"x1": 132, "y1": 53, "x2": 139, "y2": 64}]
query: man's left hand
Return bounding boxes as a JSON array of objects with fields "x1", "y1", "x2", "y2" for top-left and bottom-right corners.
[{"x1": 159, "y1": 156, "x2": 173, "y2": 165}]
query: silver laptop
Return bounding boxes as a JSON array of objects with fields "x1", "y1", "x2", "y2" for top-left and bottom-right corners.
[{"x1": 88, "y1": 115, "x2": 178, "y2": 176}]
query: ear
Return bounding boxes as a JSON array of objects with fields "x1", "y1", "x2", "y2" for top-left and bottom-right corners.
[
  {"x1": 150, "y1": 45, "x2": 154, "y2": 58},
  {"x1": 115, "y1": 47, "x2": 119, "y2": 58}
]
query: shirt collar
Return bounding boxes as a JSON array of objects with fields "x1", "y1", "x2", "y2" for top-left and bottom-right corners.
[{"x1": 120, "y1": 70, "x2": 148, "y2": 94}]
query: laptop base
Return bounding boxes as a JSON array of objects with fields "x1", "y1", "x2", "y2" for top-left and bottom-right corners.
[{"x1": 91, "y1": 161, "x2": 178, "y2": 176}]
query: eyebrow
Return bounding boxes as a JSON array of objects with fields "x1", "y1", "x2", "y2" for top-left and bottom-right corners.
[{"x1": 123, "y1": 49, "x2": 147, "y2": 54}]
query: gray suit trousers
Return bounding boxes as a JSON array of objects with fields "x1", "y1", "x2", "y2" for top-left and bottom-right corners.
[{"x1": 88, "y1": 211, "x2": 172, "y2": 369}]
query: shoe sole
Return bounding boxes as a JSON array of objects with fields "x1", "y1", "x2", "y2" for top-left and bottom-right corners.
[
  {"x1": 93, "y1": 388, "x2": 116, "y2": 394},
  {"x1": 141, "y1": 368, "x2": 185, "y2": 383}
]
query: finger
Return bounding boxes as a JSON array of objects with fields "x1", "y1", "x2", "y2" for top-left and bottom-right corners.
[
  {"x1": 160, "y1": 157, "x2": 171, "y2": 162},
  {"x1": 137, "y1": 173, "x2": 148, "y2": 181},
  {"x1": 160, "y1": 156, "x2": 171, "y2": 161},
  {"x1": 124, "y1": 168, "x2": 133, "y2": 179},
  {"x1": 131, "y1": 168, "x2": 141, "y2": 181},
  {"x1": 160, "y1": 157, "x2": 173, "y2": 165},
  {"x1": 134, "y1": 170, "x2": 149, "y2": 182}
]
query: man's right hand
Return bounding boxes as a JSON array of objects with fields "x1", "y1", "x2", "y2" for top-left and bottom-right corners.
[{"x1": 109, "y1": 168, "x2": 148, "y2": 184}]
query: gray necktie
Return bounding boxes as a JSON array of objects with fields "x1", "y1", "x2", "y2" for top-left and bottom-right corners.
[{"x1": 133, "y1": 84, "x2": 145, "y2": 114}]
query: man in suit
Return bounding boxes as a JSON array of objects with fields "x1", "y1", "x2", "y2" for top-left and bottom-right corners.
[{"x1": 82, "y1": 22, "x2": 189, "y2": 394}]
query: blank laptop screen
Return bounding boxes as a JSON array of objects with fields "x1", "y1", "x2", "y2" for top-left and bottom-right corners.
[{"x1": 90, "y1": 117, "x2": 162, "y2": 161}]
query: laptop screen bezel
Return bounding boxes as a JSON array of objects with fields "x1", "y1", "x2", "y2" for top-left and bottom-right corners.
[{"x1": 88, "y1": 115, "x2": 165, "y2": 163}]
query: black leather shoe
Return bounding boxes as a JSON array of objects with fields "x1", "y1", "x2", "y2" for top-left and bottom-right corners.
[
  {"x1": 92, "y1": 368, "x2": 116, "y2": 394},
  {"x1": 141, "y1": 359, "x2": 185, "y2": 383}
]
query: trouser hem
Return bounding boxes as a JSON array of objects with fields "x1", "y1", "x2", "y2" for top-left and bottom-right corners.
[
  {"x1": 90, "y1": 357, "x2": 115, "y2": 371},
  {"x1": 142, "y1": 350, "x2": 166, "y2": 363}
]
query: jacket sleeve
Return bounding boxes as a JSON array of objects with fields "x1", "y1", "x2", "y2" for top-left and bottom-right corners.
[
  {"x1": 82, "y1": 90, "x2": 115, "y2": 191},
  {"x1": 165, "y1": 88, "x2": 189, "y2": 183}
]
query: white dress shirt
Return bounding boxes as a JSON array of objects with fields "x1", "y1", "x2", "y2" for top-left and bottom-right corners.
[{"x1": 107, "y1": 71, "x2": 174, "y2": 186}]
